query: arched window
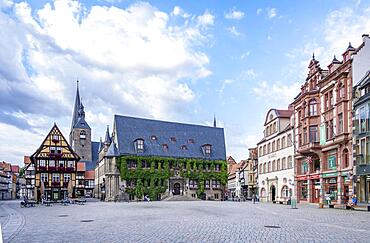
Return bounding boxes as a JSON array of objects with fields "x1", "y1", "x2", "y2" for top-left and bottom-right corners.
[
  {"x1": 263, "y1": 145, "x2": 266, "y2": 154},
  {"x1": 281, "y1": 186, "x2": 289, "y2": 198},
  {"x1": 267, "y1": 143, "x2": 271, "y2": 153},
  {"x1": 287, "y1": 156, "x2": 293, "y2": 169},
  {"x1": 272, "y1": 160, "x2": 276, "y2": 171},
  {"x1": 259, "y1": 164, "x2": 262, "y2": 174},
  {"x1": 282, "y1": 157, "x2": 286, "y2": 170},
  {"x1": 276, "y1": 139, "x2": 280, "y2": 150},
  {"x1": 260, "y1": 188, "x2": 266, "y2": 198},
  {"x1": 342, "y1": 149, "x2": 349, "y2": 168},
  {"x1": 272, "y1": 141, "x2": 275, "y2": 152},
  {"x1": 277, "y1": 159, "x2": 281, "y2": 170},
  {"x1": 259, "y1": 147, "x2": 263, "y2": 157},
  {"x1": 263, "y1": 163, "x2": 266, "y2": 173},
  {"x1": 338, "y1": 83, "x2": 345, "y2": 99},
  {"x1": 268, "y1": 161, "x2": 271, "y2": 172},
  {"x1": 309, "y1": 99, "x2": 317, "y2": 116},
  {"x1": 281, "y1": 137, "x2": 286, "y2": 148},
  {"x1": 80, "y1": 130, "x2": 86, "y2": 139}
]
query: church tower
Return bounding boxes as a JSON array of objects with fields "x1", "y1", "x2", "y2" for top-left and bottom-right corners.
[{"x1": 70, "y1": 81, "x2": 92, "y2": 161}]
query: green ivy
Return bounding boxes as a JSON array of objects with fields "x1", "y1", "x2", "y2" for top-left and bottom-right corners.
[{"x1": 118, "y1": 156, "x2": 228, "y2": 201}]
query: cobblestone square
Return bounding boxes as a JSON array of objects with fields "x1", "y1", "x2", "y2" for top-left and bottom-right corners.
[{"x1": 1, "y1": 200, "x2": 370, "y2": 242}]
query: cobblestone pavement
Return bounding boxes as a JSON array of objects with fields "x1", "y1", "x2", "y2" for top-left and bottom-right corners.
[{"x1": 1, "y1": 200, "x2": 370, "y2": 243}]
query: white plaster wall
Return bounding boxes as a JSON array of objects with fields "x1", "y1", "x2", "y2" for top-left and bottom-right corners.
[{"x1": 353, "y1": 36, "x2": 370, "y2": 84}]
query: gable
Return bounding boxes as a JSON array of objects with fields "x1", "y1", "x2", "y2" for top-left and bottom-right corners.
[
  {"x1": 31, "y1": 124, "x2": 80, "y2": 161},
  {"x1": 264, "y1": 109, "x2": 277, "y2": 125}
]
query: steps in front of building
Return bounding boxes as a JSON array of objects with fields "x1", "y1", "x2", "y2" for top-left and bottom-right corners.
[{"x1": 162, "y1": 195, "x2": 199, "y2": 201}]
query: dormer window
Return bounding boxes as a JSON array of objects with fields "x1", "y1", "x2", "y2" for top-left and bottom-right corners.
[
  {"x1": 80, "y1": 130, "x2": 86, "y2": 139},
  {"x1": 188, "y1": 139, "x2": 195, "y2": 144},
  {"x1": 180, "y1": 145, "x2": 188, "y2": 150},
  {"x1": 151, "y1": 135, "x2": 157, "y2": 141},
  {"x1": 135, "y1": 139, "x2": 144, "y2": 152},
  {"x1": 170, "y1": 137, "x2": 176, "y2": 142},
  {"x1": 202, "y1": 144, "x2": 212, "y2": 156}
]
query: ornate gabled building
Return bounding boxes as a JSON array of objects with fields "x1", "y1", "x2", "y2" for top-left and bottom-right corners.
[
  {"x1": 291, "y1": 36, "x2": 370, "y2": 205},
  {"x1": 27, "y1": 124, "x2": 80, "y2": 201},
  {"x1": 95, "y1": 115, "x2": 228, "y2": 201}
]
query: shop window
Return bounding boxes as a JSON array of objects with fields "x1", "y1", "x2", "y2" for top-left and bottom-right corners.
[{"x1": 328, "y1": 155, "x2": 336, "y2": 169}]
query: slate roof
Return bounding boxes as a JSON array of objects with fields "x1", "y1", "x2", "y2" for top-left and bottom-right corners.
[
  {"x1": 86, "y1": 141, "x2": 100, "y2": 170},
  {"x1": 114, "y1": 115, "x2": 226, "y2": 160},
  {"x1": 106, "y1": 141, "x2": 119, "y2": 157}
]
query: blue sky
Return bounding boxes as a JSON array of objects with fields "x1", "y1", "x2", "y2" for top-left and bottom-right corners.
[{"x1": 1, "y1": 0, "x2": 369, "y2": 165}]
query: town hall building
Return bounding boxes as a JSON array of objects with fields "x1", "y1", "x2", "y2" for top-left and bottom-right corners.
[{"x1": 94, "y1": 115, "x2": 228, "y2": 201}]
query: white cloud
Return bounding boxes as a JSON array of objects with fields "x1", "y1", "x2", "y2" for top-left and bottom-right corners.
[
  {"x1": 240, "y1": 51, "x2": 250, "y2": 60},
  {"x1": 197, "y1": 10, "x2": 215, "y2": 27},
  {"x1": 267, "y1": 8, "x2": 277, "y2": 19},
  {"x1": 0, "y1": 1, "x2": 214, "y2": 164},
  {"x1": 256, "y1": 8, "x2": 262, "y2": 16},
  {"x1": 240, "y1": 69, "x2": 257, "y2": 80},
  {"x1": 253, "y1": 81, "x2": 300, "y2": 106},
  {"x1": 172, "y1": 6, "x2": 190, "y2": 18},
  {"x1": 227, "y1": 26, "x2": 242, "y2": 36},
  {"x1": 225, "y1": 8, "x2": 245, "y2": 20},
  {"x1": 218, "y1": 79, "x2": 234, "y2": 96}
]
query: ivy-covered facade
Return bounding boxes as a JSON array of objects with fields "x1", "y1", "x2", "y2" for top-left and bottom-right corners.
[
  {"x1": 95, "y1": 115, "x2": 227, "y2": 201},
  {"x1": 118, "y1": 156, "x2": 228, "y2": 200}
]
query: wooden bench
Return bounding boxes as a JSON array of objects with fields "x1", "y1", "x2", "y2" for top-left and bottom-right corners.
[
  {"x1": 275, "y1": 199, "x2": 289, "y2": 205},
  {"x1": 75, "y1": 198, "x2": 86, "y2": 205},
  {"x1": 43, "y1": 200, "x2": 52, "y2": 206}
]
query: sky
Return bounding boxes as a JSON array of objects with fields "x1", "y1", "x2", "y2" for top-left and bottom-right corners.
[{"x1": 1, "y1": 0, "x2": 370, "y2": 166}]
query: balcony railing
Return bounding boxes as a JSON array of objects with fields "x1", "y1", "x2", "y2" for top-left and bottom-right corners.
[{"x1": 297, "y1": 142, "x2": 320, "y2": 154}]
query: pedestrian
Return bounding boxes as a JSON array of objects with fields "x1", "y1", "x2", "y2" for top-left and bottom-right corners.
[
  {"x1": 252, "y1": 194, "x2": 256, "y2": 204},
  {"x1": 349, "y1": 194, "x2": 358, "y2": 210}
]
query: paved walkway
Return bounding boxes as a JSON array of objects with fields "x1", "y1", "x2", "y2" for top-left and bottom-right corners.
[
  {"x1": 1, "y1": 200, "x2": 369, "y2": 242},
  {"x1": 0, "y1": 201, "x2": 25, "y2": 242}
]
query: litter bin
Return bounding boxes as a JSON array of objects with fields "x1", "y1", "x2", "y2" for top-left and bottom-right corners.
[
  {"x1": 287, "y1": 199, "x2": 291, "y2": 205},
  {"x1": 290, "y1": 197, "x2": 297, "y2": 209}
]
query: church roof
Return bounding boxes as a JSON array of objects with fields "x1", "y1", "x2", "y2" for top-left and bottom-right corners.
[
  {"x1": 104, "y1": 125, "x2": 112, "y2": 144},
  {"x1": 89, "y1": 141, "x2": 100, "y2": 169},
  {"x1": 114, "y1": 115, "x2": 226, "y2": 160},
  {"x1": 106, "y1": 141, "x2": 119, "y2": 157},
  {"x1": 71, "y1": 81, "x2": 90, "y2": 130},
  {"x1": 73, "y1": 116, "x2": 91, "y2": 129}
]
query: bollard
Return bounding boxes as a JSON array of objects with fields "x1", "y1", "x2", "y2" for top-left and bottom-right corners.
[{"x1": 291, "y1": 197, "x2": 298, "y2": 209}]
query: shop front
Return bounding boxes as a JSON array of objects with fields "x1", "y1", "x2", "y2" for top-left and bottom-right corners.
[
  {"x1": 310, "y1": 174, "x2": 321, "y2": 203},
  {"x1": 357, "y1": 175, "x2": 370, "y2": 203},
  {"x1": 296, "y1": 175, "x2": 308, "y2": 202},
  {"x1": 322, "y1": 172, "x2": 338, "y2": 204}
]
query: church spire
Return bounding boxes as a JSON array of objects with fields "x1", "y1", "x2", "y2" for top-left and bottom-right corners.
[
  {"x1": 104, "y1": 125, "x2": 112, "y2": 145},
  {"x1": 213, "y1": 114, "x2": 217, "y2": 127},
  {"x1": 71, "y1": 80, "x2": 81, "y2": 130}
]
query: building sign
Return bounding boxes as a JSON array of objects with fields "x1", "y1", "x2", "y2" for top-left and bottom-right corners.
[
  {"x1": 322, "y1": 172, "x2": 338, "y2": 178},
  {"x1": 328, "y1": 155, "x2": 336, "y2": 169},
  {"x1": 320, "y1": 124, "x2": 326, "y2": 145}
]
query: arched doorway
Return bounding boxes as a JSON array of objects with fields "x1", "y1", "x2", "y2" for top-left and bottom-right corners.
[
  {"x1": 271, "y1": 185, "x2": 276, "y2": 201},
  {"x1": 173, "y1": 183, "x2": 181, "y2": 195}
]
